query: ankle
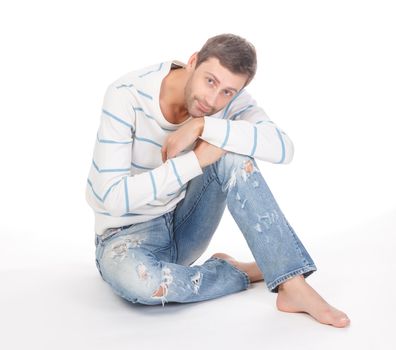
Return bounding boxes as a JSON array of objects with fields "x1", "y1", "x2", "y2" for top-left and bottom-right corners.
[{"x1": 278, "y1": 275, "x2": 305, "y2": 291}]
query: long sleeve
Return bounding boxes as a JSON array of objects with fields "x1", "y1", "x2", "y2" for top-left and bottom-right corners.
[
  {"x1": 86, "y1": 85, "x2": 203, "y2": 217},
  {"x1": 199, "y1": 90, "x2": 294, "y2": 164}
]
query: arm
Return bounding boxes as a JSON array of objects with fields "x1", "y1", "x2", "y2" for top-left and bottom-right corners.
[
  {"x1": 86, "y1": 85, "x2": 203, "y2": 217},
  {"x1": 199, "y1": 90, "x2": 294, "y2": 164}
]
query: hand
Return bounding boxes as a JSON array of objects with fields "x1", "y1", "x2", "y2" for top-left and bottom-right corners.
[
  {"x1": 161, "y1": 118, "x2": 204, "y2": 162},
  {"x1": 193, "y1": 139, "x2": 227, "y2": 168}
]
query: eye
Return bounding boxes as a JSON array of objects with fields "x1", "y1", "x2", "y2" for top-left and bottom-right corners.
[
  {"x1": 224, "y1": 90, "x2": 233, "y2": 97},
  {"x1": 206, "y1": 77, "x2": 215, "y2": 85}
]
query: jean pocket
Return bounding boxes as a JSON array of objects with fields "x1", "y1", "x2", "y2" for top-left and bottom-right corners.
[
  {"x1": 100, "y1": 224, "x2": 136, "y2": 244},
  {"x1": 100, "y1": 228, "x2": 123, "y2": 244}
]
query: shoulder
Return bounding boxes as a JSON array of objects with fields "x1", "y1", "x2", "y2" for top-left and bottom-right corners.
[{"x1": 107, "y1": 62, "x2": 163, "y2": 88}]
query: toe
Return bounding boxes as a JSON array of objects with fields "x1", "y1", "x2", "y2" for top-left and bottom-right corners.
[{"x1": 335, "y1": 316, "x2": 351, "y2": 328}]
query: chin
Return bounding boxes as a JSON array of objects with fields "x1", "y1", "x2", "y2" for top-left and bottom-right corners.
[{"x1": 189, "y1": 109, "x2": 205, "y2": 118}]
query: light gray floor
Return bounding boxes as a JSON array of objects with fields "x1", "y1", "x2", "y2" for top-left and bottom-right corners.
[{"x1": 1, "y1": 210, "x2": 394, "y2": 350}]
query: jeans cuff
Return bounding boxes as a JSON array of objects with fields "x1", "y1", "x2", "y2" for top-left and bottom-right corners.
[
  {"x1": 209, "y1": 257, "x2": 251, "y2": 290},
  {"x1": 267, "y1": 265, "x2": 317, "y2": 293}
]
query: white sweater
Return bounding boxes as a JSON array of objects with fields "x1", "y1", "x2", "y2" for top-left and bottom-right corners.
[{"x1": 86, "y1": 60, "x2": 294, "y2": 235}]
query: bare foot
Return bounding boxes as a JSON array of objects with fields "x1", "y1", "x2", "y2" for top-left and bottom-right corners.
[
  {"x1": 211, "y1": 252, "x2": 264, "y2": 283},
  {"x1": 276, "y1": 275, "x2": 351, "y2": 328}
]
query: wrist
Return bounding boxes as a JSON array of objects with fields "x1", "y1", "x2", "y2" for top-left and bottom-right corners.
[{"x1": 194, "y1": 117, "x2": 205, "y2": 136}]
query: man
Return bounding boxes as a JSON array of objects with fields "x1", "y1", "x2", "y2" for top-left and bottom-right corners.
[{"x1": 86, "y1": 34, "x2": 350, "y2": 327}]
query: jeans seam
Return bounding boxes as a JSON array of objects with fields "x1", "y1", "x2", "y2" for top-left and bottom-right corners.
[
  {"x1": 173, "y1": 173, "x2": 218, "y2": 233},
  {"x1": 284, "y1": 218, "x2": 311, "y2": 265},
  {"x1": 267, "y1": 265, "x2": 317, "y2": 293},
  {"x1": 212, "y1": 159, "x2": 225, "y2": 188},
  {"x1": 208, "y1": 257, "x2": 251, "y2": 290}
]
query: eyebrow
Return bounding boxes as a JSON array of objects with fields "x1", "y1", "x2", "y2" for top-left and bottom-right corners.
[{"x1": 204, "y1": 72, "x2": 239, "y2": 93}]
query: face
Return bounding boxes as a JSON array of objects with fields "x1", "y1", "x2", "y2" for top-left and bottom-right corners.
[{"x1": 184, "y1": 55, "x2": 248, "y2": 118}]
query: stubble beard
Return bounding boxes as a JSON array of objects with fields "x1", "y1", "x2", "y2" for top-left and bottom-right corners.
[
  {"x1": 184, "y1": 82, "x2": 204, "y2": 118},
  {"x1": 184, "y1": 77, "x2": 218, "y2": 118}
]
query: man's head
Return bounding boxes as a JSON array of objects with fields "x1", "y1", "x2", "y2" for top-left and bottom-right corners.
[{"x1": 184, "y1": 34, "x2": 257, "y2": 118}]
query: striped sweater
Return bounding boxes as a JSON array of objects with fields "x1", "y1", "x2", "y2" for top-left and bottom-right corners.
[{"x1": 86, "y1": 60, "x2": 294, "y2": 235}]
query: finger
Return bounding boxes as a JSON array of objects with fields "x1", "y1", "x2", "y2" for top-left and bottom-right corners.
[
  {"x1": 166, "y1": 144, "x2": 175, "y2": 160},
  {"x1": 161, "y1": 146, "x2": 167, "y2": 162}
]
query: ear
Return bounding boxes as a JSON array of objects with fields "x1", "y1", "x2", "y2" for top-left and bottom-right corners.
[{"x1": 187, "y1": 52, "x2": 198, "y2": 70}]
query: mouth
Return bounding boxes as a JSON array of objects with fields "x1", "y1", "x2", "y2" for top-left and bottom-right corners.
[{"x1": 196, "y1": 100, "x2": 211, "y2": 114}]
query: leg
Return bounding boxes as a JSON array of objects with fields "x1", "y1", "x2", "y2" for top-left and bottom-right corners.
[
  {"x1": 173, "y1": 151, "x2": 349, "y2": 327},
  {"x1": 172, "y1": 162, "x2": 263, "y2": 281},
  {"x1": 95, "y1": 213, "x2": 250, "y2": 306},
  {"x1": 213, "y1": 152, "x2": 318, "y2": 293},
  {"x1": 172, "y1": 151, "x2": 316, "y2": 289},
  {"x1": 172, "y1": 161, "x2": 227, "y2": 266},
  {"x1": 213, "y1": 152, "x2": 349, "y2": 327}
]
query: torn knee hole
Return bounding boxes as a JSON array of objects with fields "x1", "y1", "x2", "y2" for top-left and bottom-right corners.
[
  {"x1": 136, "y1": 263, "x2": 149, "y2": 280},
  {"x1": 244, "y1": 160, "x2": 254, "y2": 173},
  {"x1": 152, "y1": 283, "x2": 167, "y2": 297}
]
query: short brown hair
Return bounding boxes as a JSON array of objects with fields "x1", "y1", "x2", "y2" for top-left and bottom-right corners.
[{"x1": 196, "y1": 34, "x2": 257, "y2": 87}]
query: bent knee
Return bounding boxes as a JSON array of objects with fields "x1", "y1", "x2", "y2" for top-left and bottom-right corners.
[{"x1": 99, "y1": 245, "x2": 174, "y2": 305}]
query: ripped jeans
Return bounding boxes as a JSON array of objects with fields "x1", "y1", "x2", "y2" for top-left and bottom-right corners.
[{"x1": 94, "y1": 152, "x2": 317, "y2": 306}]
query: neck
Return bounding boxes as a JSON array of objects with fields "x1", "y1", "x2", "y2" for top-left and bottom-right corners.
[{"x1": 160, "y1": 67, "x2": 190, "y2": 124}]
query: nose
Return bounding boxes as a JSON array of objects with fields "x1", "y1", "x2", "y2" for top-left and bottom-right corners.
[{"x1": 204, "y1": 91, "x2": 218, "y2": 109}]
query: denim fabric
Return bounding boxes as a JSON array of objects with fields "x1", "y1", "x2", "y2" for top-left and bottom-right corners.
[{"x1": 95, "y1": 152, "x2": 317, "y2": 306}]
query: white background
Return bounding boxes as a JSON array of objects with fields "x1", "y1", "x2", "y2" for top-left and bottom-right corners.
[{"x1": 0, "y1": 1, "x2": 395, "y2": 349}]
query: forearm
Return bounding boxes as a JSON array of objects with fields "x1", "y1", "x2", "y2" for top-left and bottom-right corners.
[
  {"x1": 87, "y1": 150, "x2": 202, "y2": 216},
  {"x1": 199, "y1": 117, "x2": 294, "y2": 164}
]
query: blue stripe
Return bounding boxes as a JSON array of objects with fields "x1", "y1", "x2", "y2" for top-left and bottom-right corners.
[
  {"x1": 169, "y1": 159, "x2": 183, "y2": 187},
  {"x1": 131, "y1": 162, "x2": 154, "y2": 170},
  {"x1": 222, "y1": 90, "x2": 243, "y2": 119},
  {"x1": 137, "y1": 90, "x2": 152, "y2": 100},
  {"x1": 116, "y1": 83, "x2": 134, "y2": 89},
  {"x1": 96, "y1": 210, "x2": 139, "y2": 217},
  {"x1": 102, "y1": 179, "x2": 123, "y2": 202},
  {"x1": 92, "y1": 159, "x2": 130, "y2": 173},
  {"x1": 88, "y1": 178, "x2": 138, "y2": 215},
  {"x1": 275, "y1": 128, "x2": 286, "y2": 164},
  {"x1": 133, "y1": 107, "x2": 155, "y2": 121},
  {"x1": 87, "y1": 177, "x2": 123, "y2": 203},
  {"x1": 140, "y1": 113, "x2": 175, "y2": 130},
  {"x1": 87, "y1": 179, "x2": 103, "y2": 203},
  {"x1": 255, "y1": 120, "x2": 274, "y2": 125},
  {"x1": 135, "y1": 136, "x2": 162, "y2": 148},
  {"x1": 250, "y1": 126, "x2": 258, "y2": 157},
  {"x1": 134, "y1": 106, "x2": 154, "y2": 120},
  {"x1": 102, "y1": 109, "x2": 133, "y2": 129},
  {"x1": 138, "y1": 62, "x2": 164, "y2": 78},
  {"x1": 160, "y1": 126, "x2": 177, "y2": 132},
  {"x1": 166, "y1": 185, "x2": 187, "y2": 196},
  {"x1": 149, "y1": 171, "x2": 157, "y2": 200},
  {"x1": 134, "y1": 106, "x2": 175, "y2": 132},
  {"x1": 220, "y1": 120, "x2": 231, "y2": 148},
  {"x1": 123, "y1": 177, "x2": 130, "y2": 212},
  {"x1": 143, "y1": 114, "x2": 155, "y2": 120},
  {"x1": 96, "y1": 133, "x2": 133, "y2": 145},
  {"x1": 95, "y1": 210, "x2": 111, "y2": 216},
  {"x1": 148, "y1": 189, "x2": 187, "y2": 206},
  {"x1": 230, "y1": 105, "x2": 254, "y2": 120}
]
